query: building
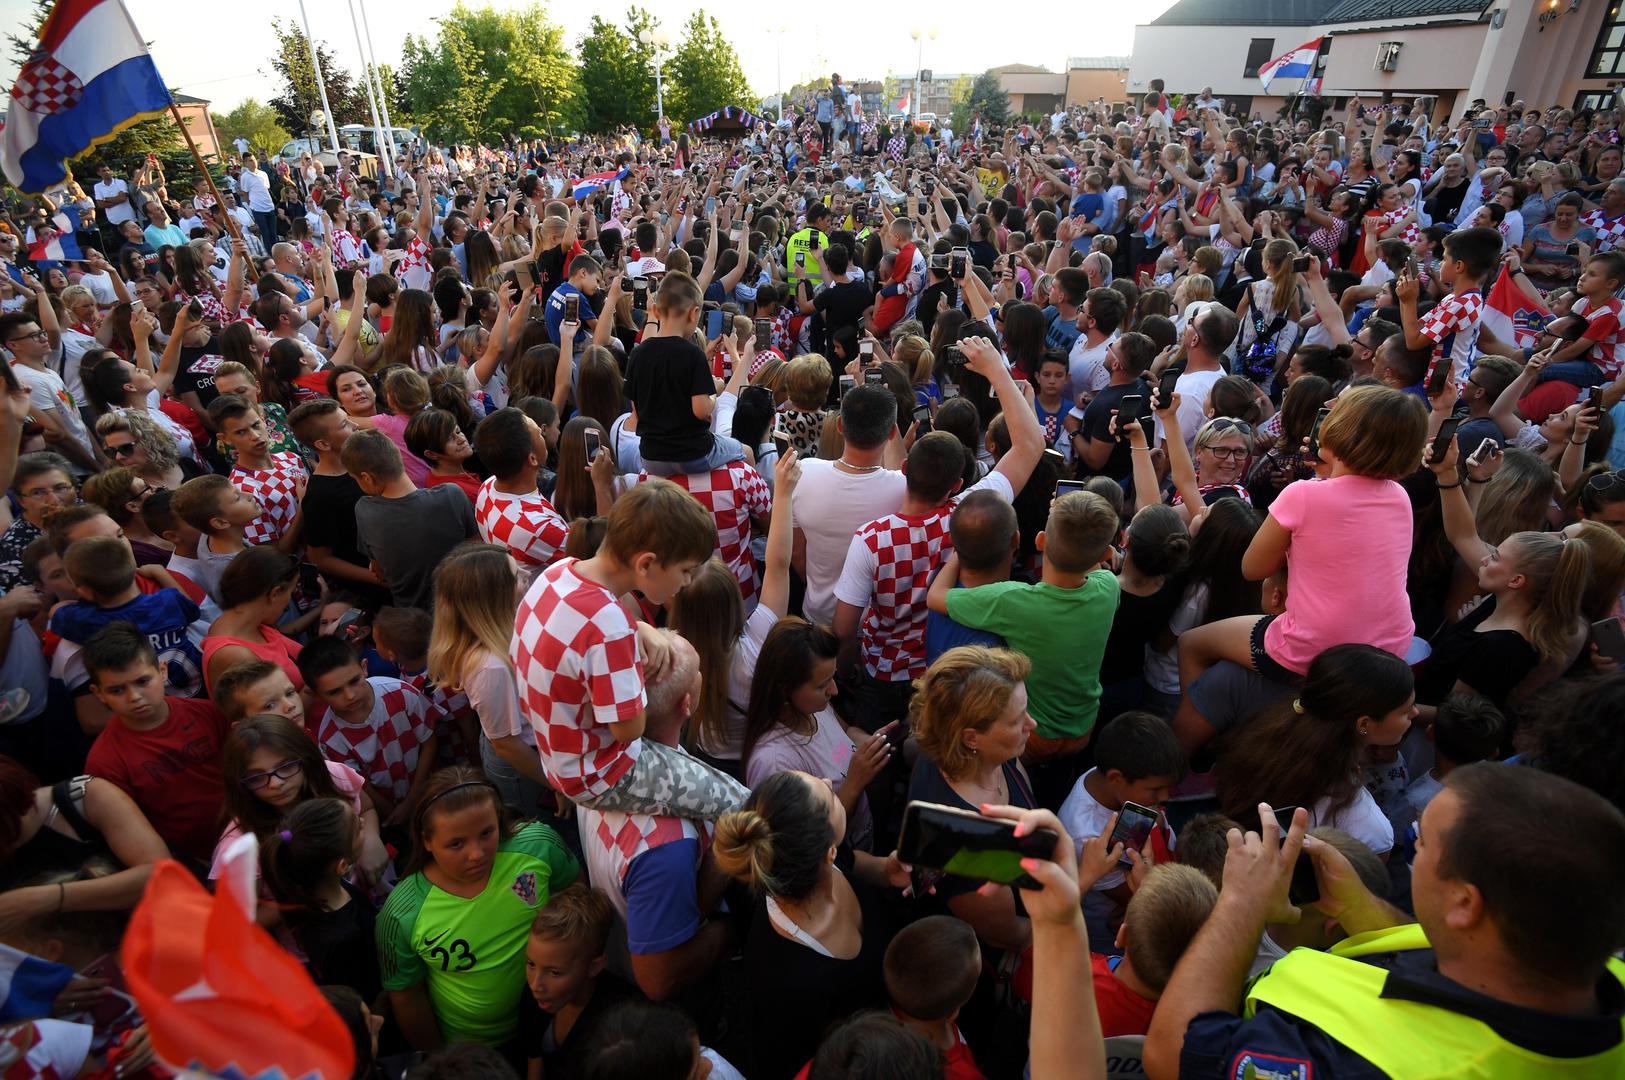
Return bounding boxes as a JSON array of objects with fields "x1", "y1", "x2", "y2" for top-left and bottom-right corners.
[
  {"x1": 988, "y1": 64, "x2": 1068, "y2": 114},
  {"x1": 1066, "y1": 57, "x2": 1133, "y2": 106},
  {"x1": 168, "y1": 93, "x2": 223, "y2": 161},
  {"x1": 1127, "y1": 0, "x2": 1618, "y2": 120}
]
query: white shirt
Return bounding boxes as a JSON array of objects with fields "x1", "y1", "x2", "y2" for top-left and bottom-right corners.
[
  {"x1": 16, "y1": 361, "x2": 95, "y2": 463},
  {"x1": 790, "y1": 458, "x2": 907, "y2": 625},
  {"x1": 94, "y1": 178, "x2": 136, "y2": 225},
  {"x1": 1067, "y1": 331, "x2": 1116, "y2": 399},
  {"x1": 1155, "y1": 366, "x2": 1223, "y2": 450},
  {"x1": 238, "y1": 167, "x2": 274, "y2": 213}
]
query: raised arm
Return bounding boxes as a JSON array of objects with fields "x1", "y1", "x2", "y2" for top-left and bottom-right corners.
[
  {"x1": 327, "y1": 271, "x2": 370, "y2": 370},
  {"x1": 963, "y1": 337, "x2": 1044, "y2": 490},
  {"x1": 1425, "y1": 436, "x2": 1493, "y2": 566},
  {"x1": 759, "y1": 450, "x2": 799, "y2": 619},
  {"x1": 470, "y1": 281, "x2": 517, "y2": 391}
]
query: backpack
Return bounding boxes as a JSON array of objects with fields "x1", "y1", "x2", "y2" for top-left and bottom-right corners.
[{"x1": 1239, "y1": 283, "x2": 1289, "y2": 384}]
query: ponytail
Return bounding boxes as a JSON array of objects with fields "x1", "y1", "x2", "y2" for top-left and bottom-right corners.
[
  {"x1": 1515, "y1": 531, "x2": 1592, "y2": 665},
  {"x1": 260, "y1": 798, "x2": 355, "y2": 918},
  {"x1": 711, "y1": 772, "x2": 833, "y2": 901}
]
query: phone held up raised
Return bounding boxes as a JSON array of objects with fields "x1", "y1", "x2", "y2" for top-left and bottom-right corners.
[
  {"x1": 897, "y1": 801, "x2": 1059, "y2": 889},
  {"x1": 1306, "y1": 406, "x2": 1332, "y2": 461},
  {"x1": 1429, "y1": 416, "x2": 1461, "y2": 465},
  {"x1": 1108, "y1": 801, "x2": 1160, "y2": 870}
]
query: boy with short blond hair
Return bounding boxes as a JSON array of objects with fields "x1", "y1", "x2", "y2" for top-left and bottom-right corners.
[
  {"x1": 171, "y1": 474, "x2": 257, "y2": 602},
  {"x1": 1094, "y1": 863, "x2": 1218, "y2": 1036},
  {"x1": 511, "y1": 478, "x2": 746, "y2": 819},
  {"x1": 212, "y1": 658, "x2": 305, "y2": 726},
  {"x1": 780, "y1": 354, "x2": 832, "y2": 455}
]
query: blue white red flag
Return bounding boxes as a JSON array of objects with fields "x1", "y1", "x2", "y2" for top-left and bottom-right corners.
[
  {"x1": 0, "y1": 943, "x2": 75, "y2": 1022},
  {"x1": 0, "y1": 0, "x2": 173, "y2": 195},
  {"x1": 1482, "y1": 266, "x2": 1552, "y2": 350},
  {"x1": 896, "y1": 92, "x2": 911, "y2": 115},
  {"x1": 1258, "y1": 38, "x2": 1323, "y2": 93},
  {"x1": 572, "y1": 168, "x2": 627, "y2": 200}
]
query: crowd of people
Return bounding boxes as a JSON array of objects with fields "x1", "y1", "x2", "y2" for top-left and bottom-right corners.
[{"x1": 0, "y1": 71, "x2": 1622, "y2": 1079}]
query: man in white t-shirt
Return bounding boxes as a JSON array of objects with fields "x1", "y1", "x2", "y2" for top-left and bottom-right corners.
[
  {"x1": 1, "y1": 309, "x2": 98, "y2": 473},
  {"x1": 790, "y1": 385, "x2": 906, "y2": 626},
  {"x1": 237, "y1": 153, "x2": 278, "y2": 251},
  {"x1": 92, "y1": 164, "x2": 136, "y2": 254},
  {"x1": 1067, "y1": 287, "x2": 1126, "y2": 400},
  {"x1": 1156, "y1": 303, "x2": 1239, "y2": 451}
]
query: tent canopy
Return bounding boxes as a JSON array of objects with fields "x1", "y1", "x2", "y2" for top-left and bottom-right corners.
[{"x1": 688, "y1": 106, "x2": 762, "y2": 133}]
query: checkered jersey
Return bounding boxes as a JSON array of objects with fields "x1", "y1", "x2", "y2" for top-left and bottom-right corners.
[
  {"x1": 583, "y1": 804, "x2": 713, "y2": 889},
  {"x1": 474, "y1": 476, "x2": 569, "y2": 568},
  {"x1": 331, "y1": 229, "x2": 364, "y2": 267},
  {"x1": 643, "y1": 462, "x2": 772, "y2": 604},
  {"x1": 1574, "y1": 296, "x2": 1625, "y2": 380},
  {"x1": 1383, "y1": 207, "x2": 1421, "y2": 247},
  {"x1": 175, "y1": 288, "x2": 227, "y2": 326},
  {"x1": 1419, "y1": 289, "x2": 1484, "y2": 387},
  {"x1": 395, "y1": 235, "x2": 432, "y2": 291},
  {"x1": 232, "y1": 452, "x2": 306, "y2": 547},
  {"x1": 314, "y1": 677, "x2": 440, "y2": 803},
  {"x1": 399, "y1": 668, "x2": 476, "y2": 767},
  {"x1": 511, "y1": 558, "x2": 645, "y2": 800},
  {"x1": 835, "y1": 505, "x2": 956, "y2": 679},
  {"x1": 1585, "y1": 210, "x2": 1625, "y2": 253}
]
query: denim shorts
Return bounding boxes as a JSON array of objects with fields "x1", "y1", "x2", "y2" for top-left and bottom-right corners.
[{"x1": 1249, "y1": 614, "x2": 1300, "y2": 684}]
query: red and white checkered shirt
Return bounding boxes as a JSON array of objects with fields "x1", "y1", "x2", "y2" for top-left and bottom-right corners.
[
  {"x1": 511, "y1": 558, "x2": 645, "y2": 800},
  {"x1": 395, "y1": 235, "x2": 432, "y2": 291},
  {"x1": 231, "y1": 451, "x2": 306, "y2": 547},
  {"x1": 1419, "y1": 289, "x2": 1484, "y2": 387},
  {"x1": 332, "y1": 228, "x2": 364, "y2": 267},
  {"x1": 1573, "y1": 295, "x2": 1625, "y2": 380},
  {"x1": 400, "y1": 667, "x2": 476, "y2": 767},
  {"x1": 474, "y1": 476, "x2": 570, "y2": 568},
  {"x1": 835, "y1": 505, "x2": 956, "y2": 680},
  {"x1": 582, "y1": 801, "x2": 713, "y2": 892},
  {"x1": 312, "y1": 677, "x2": 440, "y2": 803},
  {"x1": 1382, "y1": 207, "x2": 1421, "y2": 247},
  {"x1": 1584, "y1": 209, "x2": 1625, "y2": 253},
  {"x1": 641, "y1": 462, "x2": 772, "y2": 604},
  {"x1": 175, "y1": 288, "x2": 227, "y2": 326}
]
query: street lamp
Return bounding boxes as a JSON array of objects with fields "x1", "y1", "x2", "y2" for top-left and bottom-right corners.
[
  {"x1": 771, "y1": 25, "x2": 788, "y2": 121},
  {"x1": 910, "y1": 26, "x2": 937, "y2": 124},
  {"x1": 639, "y1": 28, "x2": 672, "y2": 122}
]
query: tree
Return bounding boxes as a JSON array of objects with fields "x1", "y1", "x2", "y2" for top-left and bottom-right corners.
[
  {"x1": 218, "y1": 100, "x2": 291, "y2": 158},
  {"x1": 953, "y1": 70, "x2": 1009, "y2": 133},
  {"x1": 398, "y1": 4, "x2": 579, "y2": 144},
  {"x1": 665, "y1": 10, "x2": 753, "y2": 128},
  {"x1": 265, "y1": 18, "x2": 370, "y2": 136},
  {"x1": 576, "y1": 8, "x2": 658, "y2": 134}
]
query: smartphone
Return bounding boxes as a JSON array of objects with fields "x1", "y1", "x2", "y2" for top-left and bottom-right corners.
[
  {"x1": 632, "y1": 278, "x2": 648, "y2": 311},
  {"x1": 1465, "y1": 436, "x2": 1496, "y2": 470},
  {"x1": 1119, "y1": 393, "x2": 1145, "y2": 420},
  {"x1": 870, "y1": 195, "x2": 879, "y2": 211},
  {"x1": 884, "y1": 718, "x2": 911, "y2": 752},
  {"x1": 772, "y1": 428, "x2": 791, "y2": 456},
  {"x1": 839, "y1": 373, "x2": 856, "y2": 396},
  {"x1": 864, "y1": 367, "x2": 885, "y2": 385},
  {"x1": 1042, "y1": 447, "x2": 1066, "y2": 471},
  {"x1": 859, "y1": 339, "x2": 875, "y2": 360},
  {"x1": 1592, "y1": 616, "x2": 1625, "y2": 664},
  {"x1": 912, "y1": 404, "x2": 933, "y2": 434},
  {"x1": 1424, "y1": 352, "x2": 1454, "y2": 397},
  {"x1": 1055, "y1": 478, "x2": 1091, "y2": 497},
  {"x1": 917, "y1": 197, "x2": 929, "y2": 218},
  {"x1": 897, "y1": 801, "x2": 1060, "y2": 889},
  {"x1": 1108, "y1": 800, "x2": 1160, "y2": 870},
  {"x1": 582, "y1": 429, "x2": 601, "y2": 464},
  {"x1": 706, "y1": 308, "x2": 725, "y2": 340},
  {"x1": 930, "y1": 252, "x2": 949, "y2": 273},
  {"x1": 564, "y1": 293, "x2": 580, "y2": 324},
  {"x1": 705, "y1": 196, "x2": 716, "y2": 216},
  {"x1": 515, "y1": 262, "x2": 537, "y2": 291},
  {"x1": 754, "y1": 318, "x2": 772, "y2": 346},
  {"x1": 1292, "y1": 254, "x2": 1311, "y2": 273},
  {"x1": 795, "y1": 250, "x2": 806, "y2": 271},
  {"x1": 950, "y1": 248, "x2": 969, "y2": 280},
  {"x1": 942, "y1": 345, "x2": 967, "y2": 366},
  {"x1": 187, "y1": 298, "x2": 203, "y2": 321},
  {"x1": 1306, "y1": 406, "x2": 1332, "y2": 461},
  {"x1": 1428, "y1": 416, "x2": 1462, "y2": 464},
  {"x1": 1585, "y1": 385, "x2": 1604, "y2": 410},
  {"x1": 1157, "y1": 368, "x2": 1181, "y2": 410}
]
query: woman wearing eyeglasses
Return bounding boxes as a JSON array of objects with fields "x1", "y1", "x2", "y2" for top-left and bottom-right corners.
[
  {"x1": 93, "y1": 411, "x2": 205, "y2": 494},
  {"x1": 213, "y1": 713, "x2": 387, "y2": 894},
  {"x1": 1147, "y1": 398, "x2": 1256, "y2": 526}
]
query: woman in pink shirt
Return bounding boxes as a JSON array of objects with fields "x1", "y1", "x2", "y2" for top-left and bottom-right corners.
[{"x1": 1178, "y1": 385, "x2": 1429, "y2": 688}]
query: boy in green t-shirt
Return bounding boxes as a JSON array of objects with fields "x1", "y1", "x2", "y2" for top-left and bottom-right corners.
[{"x1": 926, "y1": 489, "x2": 1120, "y2": 801}]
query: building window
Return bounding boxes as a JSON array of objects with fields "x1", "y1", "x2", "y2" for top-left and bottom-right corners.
[
  {"x1": 1244, "y1": 38, "x2": 1276, "y2": 79},
  {"x1": 1589, "y1": 4, "x2": 1625, "y2": 76}
]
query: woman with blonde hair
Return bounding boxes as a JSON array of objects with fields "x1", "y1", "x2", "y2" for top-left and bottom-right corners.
[
  {"x1": 428, "y1": 542, "x2": 550, "y2": 814},
  {"x1": 890, "y1": 335, "x2": 937, "y2": 404},
  {"x1": 94, "y1": 411, "x2": 201, "y2": 490},
  {"x1": 904, "y1": 646, "x2": 1038, "y2": 951}
]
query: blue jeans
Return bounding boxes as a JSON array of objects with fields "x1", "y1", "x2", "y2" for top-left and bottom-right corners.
[
  {"x1": 251, "y1": 208, "x2": 279, "y2": 249},
  {"x1": 640, "y1": 434, "x2": 747, "y2": 476},
  {"x1": 1536, "y1": 359, "x2": 1607, "y2": 390}
]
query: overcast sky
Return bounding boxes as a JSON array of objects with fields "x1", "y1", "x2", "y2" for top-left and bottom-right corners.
[{"x1": 1, "y1": 0, "x2": 1176, "y2": 115}]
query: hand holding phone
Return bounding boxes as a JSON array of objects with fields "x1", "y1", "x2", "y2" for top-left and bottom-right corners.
[
  {"x1": 1428, "y1": 416, "x2": 1461, "y2": 465},
  {"x1": 898, "y1": 801, "x2": 1061, "y2": 889},
  {"x1": 1305, "y1": 406, "x2": 1332, "y2": 461},
  {"x1": 582, "y1": 429, "x2": 602, "y2": 469},
  {"x1": 1107, "y1": 801, "x2": 1160, "y2": 870}
]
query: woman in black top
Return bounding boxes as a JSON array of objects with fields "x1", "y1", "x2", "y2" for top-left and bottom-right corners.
[
  {"x1": 0, "y1": 756, "x2": 170, "y2": 918},
  {"x1": 1100, "y1": 506, "x2": 1190, "y2": 720},
  {"x1": 714, "y1": 770, "x2": 904, "y2": 1080}
]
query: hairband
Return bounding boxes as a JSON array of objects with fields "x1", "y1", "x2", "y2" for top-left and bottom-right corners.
[
  {"x1": 415, "y1": 780, "x2": 498, "y2": 824},
  {"x1": 279, "y1": 829, "x2": 293, "y2": 841}
]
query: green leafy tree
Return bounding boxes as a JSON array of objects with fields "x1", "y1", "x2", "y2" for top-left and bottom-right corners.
[
  {"x1": 218, "y1": 100, "x2": 292, "y2": 158},
  {"x1": 576, "y1": 8, "x2": 658, "y2": 133},
  {"x1": 956, "y1": 70, "x2": 1010, "y2": 131},
  {"x1": 266, "y1": 18, "x2": 370, "y2": 136},
  {"x1": 665, "y1": 10, "x2": 753, "y2": 127}
]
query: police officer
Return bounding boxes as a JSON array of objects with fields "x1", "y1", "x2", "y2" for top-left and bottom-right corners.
[
  {"x1": 786, "y1": 202, "x2": 830, "y2": 295},
  {"x1": 1143, "y1": 765, "x2": 1625, "y2": 1079}
]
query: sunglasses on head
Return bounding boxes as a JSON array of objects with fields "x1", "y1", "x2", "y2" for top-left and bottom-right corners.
[
  {"x1": 1208, "y1": 418, "x2": 1253, "y2": 436},
  {"x1": 1587, "y1": 471, "x2": 1625, "y2": 494}
]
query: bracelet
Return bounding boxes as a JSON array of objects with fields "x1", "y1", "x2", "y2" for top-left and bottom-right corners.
[
  {"x1": 1468, "y1": 476, "x2": 1488, "y2": 484},
  {"x1": 1130, "y1": 445, "x2": 1152, "y2": 452},
  {"x1": 56, "y1": 882, "x2": 65, "y2": 913},
  {"x1": 1570, "y1": 438, "x2": 1588, "y2": 445},
  {"x1": 1437, "y1": 481, "x2": 1462, "y2": 489}
]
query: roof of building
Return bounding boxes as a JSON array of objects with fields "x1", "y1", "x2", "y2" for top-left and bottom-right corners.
[
  {"x1": 988, "y1": 63, "x2": 1057, "y2": 74},
  {"x1": 172, "y1": 93, "x2": 211, "y2": 105},
  {"x1": 1066, "y1": 56, "x2": 1132, "y2": 69},
  {"x1": 1149, "y1": 0, "x2": 1340, "y2": 24},
  {"x1": 1321, "y1": 0, "x2": 1491, "y2": 20}
]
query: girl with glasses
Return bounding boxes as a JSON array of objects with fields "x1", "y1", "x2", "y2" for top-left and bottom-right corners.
[{"x1": 214, "y1": 712, "x2": 387, "y2": 894}]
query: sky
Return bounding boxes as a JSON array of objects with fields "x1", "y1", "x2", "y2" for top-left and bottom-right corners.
[{"x1": 1, "y1": 0, "x2": 1177, "y2": 115}]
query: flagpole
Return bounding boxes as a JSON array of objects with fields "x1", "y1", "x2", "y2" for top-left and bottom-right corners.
[{"x1": 165, "y1": 99, "x2": 259, "y2": 283}]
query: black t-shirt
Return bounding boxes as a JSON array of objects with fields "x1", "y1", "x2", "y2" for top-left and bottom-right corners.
[
  {"x1": 917, "y1": 279, "x2": 957, "y2": 340},
  {"x1": 1101, "y1": 581, "x2": 1182, "y2": 684},
  {"x1": 302, "y1": 471, "x2": 367, "y2": 569},
  {"x1": 624, "y1": 335, "x2": 716, "y2": 463},
  {"x1": 1418, "y1": 596, "x2": 1538, "y2": 709},
  {"x1": 173, "y1": 337, "x2": 224, "y2": 407},
  {"x1": 813, "y1": 279, "x2": 873, "y2": 352},
  {"x1": 1080, "y1": 378, "x2": 1151, "y2": 481},
  {"x1": 292, "y1": 879, "x2": 379, "y2": 1002},
  {"x1": 517, "y1": 971, "x2": 641, "y2": 1076}
]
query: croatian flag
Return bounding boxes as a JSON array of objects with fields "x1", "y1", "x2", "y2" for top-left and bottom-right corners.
[
  {"x1": 1258, "y1": 38, "x2": 1323, "y2": 93},
  {"x1": 896, "y1": 92, "x2": 911, "y2": 115},
  {"x1": 0, "y1": 0, "x2": 172, "y2": 195},
  {"x1": 1482, "y1": 267, "x2": 1552, "y2": 350},
  {"x1": 26, "y1": 207, "x2": 83, "y2": 263},
  {"x1": 572, "y1": 168, "x2": 626, "y2": 200},
  {"x1": 0, "y1": 943, "x2": 75, "y2": 1022}
]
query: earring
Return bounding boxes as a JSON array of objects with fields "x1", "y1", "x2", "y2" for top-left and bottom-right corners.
[{"x1": 1358, "y1": 724, "x2": 1369, "y2": 736}]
